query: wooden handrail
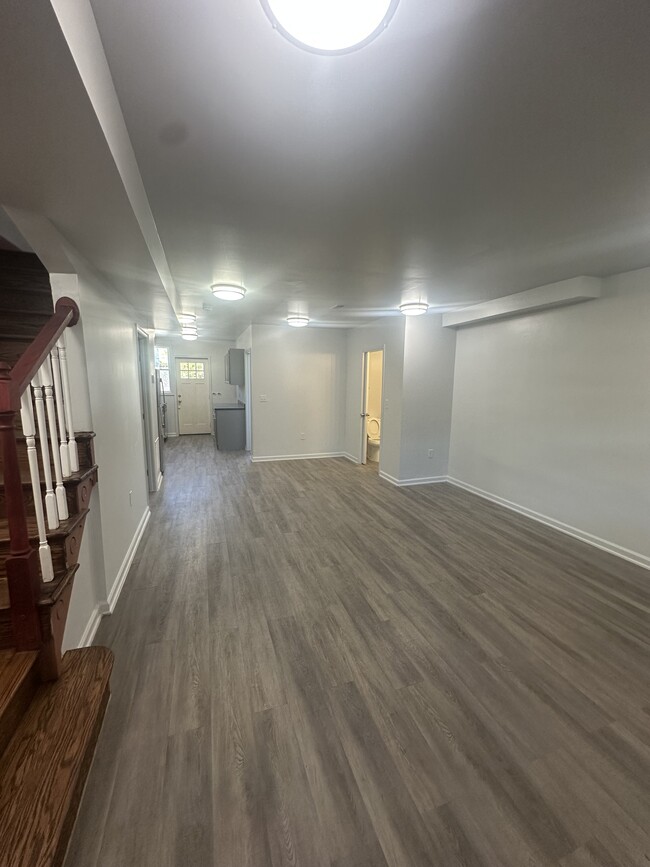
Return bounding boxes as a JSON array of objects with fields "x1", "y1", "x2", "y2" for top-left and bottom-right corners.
[{"x1": 0, "y1": 297, "x2": 80, "y2": 412}]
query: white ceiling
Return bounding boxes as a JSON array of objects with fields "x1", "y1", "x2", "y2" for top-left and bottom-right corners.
[{"x1": 3, "y1": 0, "x2": 650, "y2": 338}]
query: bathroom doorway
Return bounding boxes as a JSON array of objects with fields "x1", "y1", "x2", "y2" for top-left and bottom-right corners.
[{"x1": 360, "y1": 349, "x2": 384, "y2": 467}]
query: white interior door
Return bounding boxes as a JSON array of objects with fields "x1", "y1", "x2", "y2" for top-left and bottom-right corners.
[
  {"x1": 360, "y1": 352, "x2": 369, "y2": 464},
  {"x1": 176, "y1": 357, "x2": 211, "y2": 435}
]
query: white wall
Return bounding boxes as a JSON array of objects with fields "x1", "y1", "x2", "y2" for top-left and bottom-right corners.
[
  {"x1": 51, "y1": 262, "x2": 150, "y2": 647},
  {"x1": 251, "y1": 324, "x2": 347, "y2": 460},
  {"x1": 344, "y1": 319, "x2": 405, "y2": 479},
  {"x1": 399, "y1": 314, "x2": 456, "y2": 482},
  {"x1": 448, "y1": 267, "x2": 650, "y2": 566},
  {"x1": 158, "y1": 335, "x2": 239, "y2": 436}
]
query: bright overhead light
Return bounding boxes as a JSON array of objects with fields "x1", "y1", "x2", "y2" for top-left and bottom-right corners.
[
  {"x1": 211, "y1": 283, "x2": 246, "y2": 301},
  {"x1": 181, "y1": 324, "x2": 199, "y2": 341},
  {"x1": 261, "y1": 0, "x2": 399, "y2": 54},
  {"x1": 287, "y1": 314, "x2": 310, "y2": 327},
  {"x1": 178, "y1": 313, "x2": 196, "y2": 325},
  {"x1": 399, "y1": 301, "x2": 429, "y2": 316}
]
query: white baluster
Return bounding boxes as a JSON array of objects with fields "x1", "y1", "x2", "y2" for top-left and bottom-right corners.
[
  {"x1": 57, "y1": 334, "x2": 79, "y2": 473},
  {"x1": 40, "y1": 356, "x2": 69, "y2": 521},
  {"x1": 50, "y1": 346, "x2": 70, "y2": 477},
  {"x1": 20, "y1": 389, "x2": 54, "y2": 582},
  {"x1": 31, "y1": 369, "x2": 59, "y2": 530}
]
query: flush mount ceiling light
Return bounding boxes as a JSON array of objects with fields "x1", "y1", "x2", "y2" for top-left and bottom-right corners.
[
  {"x1": 260, "y1": 0, "x2": 400, "y2": 55},
  {"x1": 286, "y1": 314, "x2": 310, "y2": 327},
  {"x1": 399, "y1": 301, "x2": 429, "y2": 316},
  {"x1": 211, "y1": 283, "x2": 246, "y2": 301}
]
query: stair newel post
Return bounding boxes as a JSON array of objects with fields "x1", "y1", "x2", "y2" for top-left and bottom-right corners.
[
  {"x1": 49, "y1": 346, "x2": 70, "y2": 478},
  {"x1": 31, "y1": 369, "x2": 60, "y2": 530},
  {"x1": 40, "y1": 356, "x2": 69, "y2": 521},
  {"x1": 20, "y1": 389, "x2": 54, "y2": 583},
  {"x1": 0, "y1": 373, "x2": 42, "y2": 650},
  {"x1": 56, "y1": 334, "x2": 79, "y2": 473}
]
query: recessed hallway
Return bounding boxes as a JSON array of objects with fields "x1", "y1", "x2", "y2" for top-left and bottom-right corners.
[{"x1": 65, "y1": 436, "x2": 650, "y2": 867}]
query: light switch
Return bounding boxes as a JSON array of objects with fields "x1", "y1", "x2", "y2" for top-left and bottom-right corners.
[{"x1": 259, "y1": 394, "x2": 268, "y2": 402}]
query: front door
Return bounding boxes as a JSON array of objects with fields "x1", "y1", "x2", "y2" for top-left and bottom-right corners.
[{"x1": 176, "y1": 357, "x2": 211, "y2": 435}]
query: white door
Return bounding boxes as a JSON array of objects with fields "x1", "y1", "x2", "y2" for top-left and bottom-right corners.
[
  {"x1": 360, "y1": 352, "x2": 370, "y2": 464},
  {"x1": 176, "y1": 357, "x2": 211, "y2": 435}
]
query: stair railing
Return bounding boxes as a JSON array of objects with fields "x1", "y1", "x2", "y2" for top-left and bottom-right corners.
[{"x1": 0, "y1": 297, "x2": 80, "y2": 651}]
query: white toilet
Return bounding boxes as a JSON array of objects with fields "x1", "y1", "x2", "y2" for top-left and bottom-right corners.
[{"x1": 366, "y1": 417, "x2": 381, "y2": 462}]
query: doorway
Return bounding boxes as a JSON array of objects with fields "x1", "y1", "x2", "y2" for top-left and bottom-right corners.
[
  {"x1": 176, "y1": 357, "x2": 211, "y2": 435},
  {"x1": 136, "y1": 329, "x2": 157, "y2": 493},
  {"x1": 360, "y1": 349, "x2": 384, "y2": 467}
]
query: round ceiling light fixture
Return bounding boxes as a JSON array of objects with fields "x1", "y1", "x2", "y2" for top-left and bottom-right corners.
[
  {"x1": 181, "y1": 324, "x2": 199, "y2": 341},
  {"x1": 211, "y1": 283, "x2": 246, "y2": 301},
  {"x1": 399, "y1": 301, "x2": 429, "y2": 316},
  {"x1": 261, "y1": 0, "x2": 400, "y2": 55},
  {"x1": 286, "y1": 314, "x2": 310, "y2": 327},
  {"x1": 178, "y1": 313, "x2": 196, "y2": 325}
]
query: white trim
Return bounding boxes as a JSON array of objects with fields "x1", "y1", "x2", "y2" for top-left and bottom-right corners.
[
  {"x1": 77, "y1": 602, "x2": 108, "y2": 648},
  {"x1": 106, "y1": 506, "x2": 151, "y2": 612},
  {"x1": 251, "y1": 452, "x2": 345, "y2": 463},
  {"x1": 379, "y1": 472, "x2": 447, "y2": 487},
  {"x1": 342, "y1": 453, "x2": 360, "y2": 464},
  {"x1": 165, "y1": 432, "x2": 179, "y2": 438},
  {"x1": 156, "y1": 471, "x2": 163, "y2": 491},
  {"x1": 447, "y1": 477, "x2": 650, "y2": 571}
]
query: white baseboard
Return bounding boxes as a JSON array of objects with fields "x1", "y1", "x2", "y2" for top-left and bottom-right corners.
[
  {"x1": 251, "y1": 452, "x2": 345, "y2": 463},
  {"x1": 447, "y1": 476, "x2": 650, "y2": 571},
  {"x1": 156, "y1": 471, "x2": 163, "y2": 491},
  {"x1": 105, "y1": 506, "x2": 151, "y2": 613},
  {"x1": 379, "y1": 471, "x2": 447, "y2": 487},
  {"x1": 342, "y1": 453, "x2": 359, "y2": 464},
  {"x1": 77, "y1": 603, "x2": 107, "y2": 648}
]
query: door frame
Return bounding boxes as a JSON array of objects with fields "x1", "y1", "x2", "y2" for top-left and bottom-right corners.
[
  {"x1": 136, "y1": 328, "x2": 157, "y2": 493},
  {"x1": 359, "y1": 348, "x2": 384, "y2": 466},
  {"x1": 175, "y1": 355, "x2": 212, "y2": 435}
]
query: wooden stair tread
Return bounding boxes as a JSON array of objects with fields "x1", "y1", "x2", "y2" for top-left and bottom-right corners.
[
  {"x1": 0, "y1": 464, "x2": 98, "y2": 489},
  {"x1": 0, "y1": 651, "x2": 38, "y2": 715},
  {"x1": 0, "y1": 507, "x2": 89, "y2": 543},
  {"x1": 0, "y1": 651, "x2": 39, "y2": 757},
  {"x1": 0, "y1": 646, "x2": 113, "y2": 867}
]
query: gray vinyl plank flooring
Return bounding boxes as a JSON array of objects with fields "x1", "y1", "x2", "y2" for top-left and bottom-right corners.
[{"x1": 64, "y1": 435, "x2": 650, "y2": 867}]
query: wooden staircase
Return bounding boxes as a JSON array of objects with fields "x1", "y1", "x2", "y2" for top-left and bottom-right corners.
[{"x1": 0, "y1": 250, "x2": 113, "y2": 867}]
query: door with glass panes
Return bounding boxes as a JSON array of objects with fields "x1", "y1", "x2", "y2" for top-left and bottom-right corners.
[{"x1": 176, "y1": 357, "x2": 211, "y2": 434}]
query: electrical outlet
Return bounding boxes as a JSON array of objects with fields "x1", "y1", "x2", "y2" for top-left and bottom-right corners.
[
  {"x1": 259, "y1": 394, "x2": 268, "y2": 402},
  {"x1": 428, "y1": 449, "x2": 434, "y2": 459},
  {"x1": 300, "y1": 432, "x2": 305, "y2": 440}
]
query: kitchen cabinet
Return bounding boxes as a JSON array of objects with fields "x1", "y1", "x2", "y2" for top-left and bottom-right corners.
[{"x1": 224, "y1": 348, "x2": 245, "y2": 386}]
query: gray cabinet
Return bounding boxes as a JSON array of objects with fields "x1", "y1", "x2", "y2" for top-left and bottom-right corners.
[
  {"x1": 224, "y1": 348, "x2": 245, "y2": 386},
  {"x1": 214, "y1": 406, "x2": 246, "y2": 450}
]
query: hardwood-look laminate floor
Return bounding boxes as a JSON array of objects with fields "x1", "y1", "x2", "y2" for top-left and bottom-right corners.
[{"x1": 65, "y1": 436, "x2": 650, "y2": 867}]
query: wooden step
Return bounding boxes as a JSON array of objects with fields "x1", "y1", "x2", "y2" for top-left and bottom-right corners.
[
  {"x1": 0, "y1": 432, "x2": 96, "y2": 480},
  {"x1": 0, "y1": 564, "x2": 80, "y2": 657},
  {"x1": 0, "y1": 646, "x2": 113, "y2": 867},
  {"x1": 0, "y1": 337, "x2": 33, "y2": 367},
  {"x1": 0, "y1": 250, "x2": 53, "y2": 297},
  {"x1": 0, "y1": 650, "x2": 39, "y2": 758},
  {"x1": 0, "y1": 508, "x2": 89, "y2": 584},
  {"x1": 0, "y1": 465, "x2": 98, "y2": 522}
]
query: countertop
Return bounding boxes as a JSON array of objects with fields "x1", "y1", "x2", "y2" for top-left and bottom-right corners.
[{"x1": 214, "y1": 404, "x2": 245, "y2": 411}]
